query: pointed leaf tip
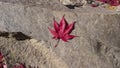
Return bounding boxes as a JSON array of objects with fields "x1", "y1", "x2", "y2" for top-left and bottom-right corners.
[
  {"x1": 64, "y1": 34, "x2": 76, "y2": 40},
  {"x1": 64, "y1": 22, "x2": 75, "y2": 34},
  {"x1": 48, "y1": 27, "x2": 58, "y2": 38},
  {"x1": 59, "y1": 16, "x2": 67, "y2": 33},
  {"x1": 60, "y1": 15, "x2": 66, "y2": 26},
  {"x1": 53, "y1": 19, "x2": 59, "y2": 31}
]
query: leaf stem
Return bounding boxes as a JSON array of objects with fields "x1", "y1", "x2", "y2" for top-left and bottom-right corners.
[{"x1": 54, "y1": 39, "x2": 60, "y2": 47}]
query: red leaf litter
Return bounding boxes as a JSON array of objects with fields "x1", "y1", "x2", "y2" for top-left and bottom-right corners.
[
  {"x1": 0, "y1": 52, "x2": 25, "y2": 68},
  {"x1": 0, "y1": 52, "x2": 3, "y2": 61},
  {"x1": 0, "y1": 52, "x2": 4, "y2": 68},
  {"x1": 48, "y1": 15, "x2": 77, "y2": 47},
  {"x1": 92, "y1": 4, "x2": 98, "y2": 7},
  {"x1": 14, "y1": 64, "x2": 25, "y2": 68},
  {"x1": 97, "y1": 0, "x2": 120, "y2": 6}
]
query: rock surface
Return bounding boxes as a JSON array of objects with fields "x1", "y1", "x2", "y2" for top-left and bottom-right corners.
[{"x1": 0, "y1": 0, "x2": 120, "y2": 68}]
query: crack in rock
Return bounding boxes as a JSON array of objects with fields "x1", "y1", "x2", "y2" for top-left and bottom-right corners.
[{"x1": 0, "y1": 32, "x2": 31, "y2": 40}]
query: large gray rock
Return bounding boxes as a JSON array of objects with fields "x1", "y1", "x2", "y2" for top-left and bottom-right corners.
[
  {"x1": 0, "y1": 0, "x2": 120, "y2": 68},
  {"x1": 0, "y1": 32, "x2": 68, "y2": 68}
]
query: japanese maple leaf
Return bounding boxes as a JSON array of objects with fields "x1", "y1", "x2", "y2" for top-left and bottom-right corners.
[{"x1": 48, "y1": 16, "x2": 77, "y2": 47}]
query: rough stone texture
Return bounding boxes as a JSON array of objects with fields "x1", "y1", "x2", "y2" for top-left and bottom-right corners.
[
  {"x1": 0, "y1": 0, "x2": 120, "y2": 68},
  {"x1": 0, "y1": 32, "x2": 68, "y2": 68}
]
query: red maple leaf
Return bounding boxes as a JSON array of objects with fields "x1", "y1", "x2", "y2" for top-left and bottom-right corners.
[{"x1": 48, "y1": 16, "x2": 77, "y2": 47}]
